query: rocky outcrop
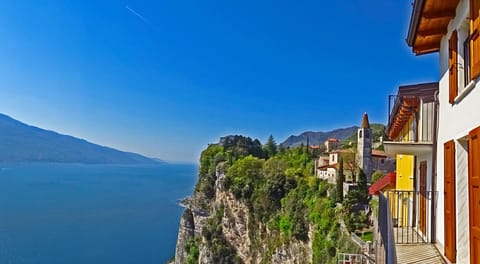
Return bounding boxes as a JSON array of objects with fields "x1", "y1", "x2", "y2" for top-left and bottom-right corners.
[
  {"x1": 270, "y1": 228, "x2": 313, "y2": 264},
  {"x1": 174, "y1": 169, "x2": 312, "y2": 264},
  {"x1": 215, "y1": 174, "x2": 252, "y2": 263},
  {"x1": 174, "y1": 209, "x2": 195, "y2": 264}
]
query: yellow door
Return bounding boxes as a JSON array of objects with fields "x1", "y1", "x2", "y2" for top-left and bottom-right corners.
[{"x1": 394, "y1": 154, "x2": 415, "y2": 227}]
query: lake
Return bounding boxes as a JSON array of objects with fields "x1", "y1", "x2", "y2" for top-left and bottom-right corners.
[{"x1": 0, "y1": 163, "x2": 197, "y2": 264}]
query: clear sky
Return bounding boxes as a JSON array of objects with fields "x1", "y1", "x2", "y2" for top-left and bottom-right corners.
[{"x1": 0, "y1": 1, "x2": 438, "y2": 163}]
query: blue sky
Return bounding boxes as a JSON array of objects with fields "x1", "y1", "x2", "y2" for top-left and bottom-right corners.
[{"x1": 0, "y1": 1, "x2": 438, "y2": 163}]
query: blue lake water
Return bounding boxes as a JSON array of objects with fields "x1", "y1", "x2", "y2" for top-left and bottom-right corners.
[{"x1": 0, "y1": 163, "x2": 197, "y2": 264}]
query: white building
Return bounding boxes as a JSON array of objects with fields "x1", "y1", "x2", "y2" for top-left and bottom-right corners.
[
  {"x1": 324, "y1": 138, "x2": 340, "y2": 153},
  {"x1": 407, "y1": 0, "x2": 480, "y2": 263}
]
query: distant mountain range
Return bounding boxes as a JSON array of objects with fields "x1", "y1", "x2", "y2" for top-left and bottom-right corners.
[
  {"x1": 280, "y1": 126, "x2": 359, "y2": 147},
  {"x1": 0, "y1": 113, "x2": 162, "y2": 164},
  {"x1": 280, "y1": 124, "x2": 386, "y2": 148}
]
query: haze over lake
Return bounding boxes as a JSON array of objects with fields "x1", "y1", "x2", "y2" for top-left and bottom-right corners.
[{"x1": 0, "y1": 163, "x2": 196, "y2": 264}]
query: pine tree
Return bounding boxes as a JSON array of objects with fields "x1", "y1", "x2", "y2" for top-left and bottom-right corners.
[
  {"x1": 357, "y1": 169, "x2": 369, "y2": 204},
  {"x1": 306, "y1": 137, "x2": 310, "y2": 155},
  {"x1": 336, "y1": 158, "x2": 345, "y2": 203},
  {"x1": 264, "y1": 134, "x2": 278, "y2": 158}
]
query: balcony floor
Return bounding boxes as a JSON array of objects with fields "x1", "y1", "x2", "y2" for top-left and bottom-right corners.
[
  {"x1": 396, "y1": 244, "x2": 446, "y2": 264},
  {"x1": 393, "y1": 227, "x2": 426, "y2": 244}
]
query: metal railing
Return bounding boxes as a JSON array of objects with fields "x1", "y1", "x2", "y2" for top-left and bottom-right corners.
[
  {"x1": 337, "y1": 253, "x2": 369, "y2": 264},
  {"x1": 378, "y1": 192, "x2": 396, "y2": 264},
  {"x1": 383, "y1": 190, "x2": 434, "y2": 244}
]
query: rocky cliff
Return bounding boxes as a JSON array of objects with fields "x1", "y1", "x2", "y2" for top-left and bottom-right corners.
[{"x1": 175, "y1": 170, "x2": 311, "y2": 264}]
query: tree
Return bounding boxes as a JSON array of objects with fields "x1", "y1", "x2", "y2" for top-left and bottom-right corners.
[
  {"x1": 226, "y1": 155, "x2": 264, "y2": 200},
  {"x1": 336, "y1": 158, "x2": 345, "y2": 203},
  {"x1": 357, "y1": 169, "x2": 369, "y2": 204},
  {"x1": 278, "y1": 144, "x2": 286, "y2": 155},
  {"x1": 263, "y1": 157, "x2": 287, "y2": 178},
  {"x1": 306, "y1": 137, "x2": 310, "y2": 155},
  {"x1": 371, "y1": 170, "x2": 384, "y2": 184},
  {"x1": 264, "y1": 134, "x2": 278, "y2": 157}
]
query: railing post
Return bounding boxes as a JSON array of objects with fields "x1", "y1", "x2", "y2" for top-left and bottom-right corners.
[{"x1": 379, "y1": 191, "x2": 397, "y2": 264}]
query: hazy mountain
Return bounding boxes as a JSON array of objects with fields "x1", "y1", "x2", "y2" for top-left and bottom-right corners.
[
  {"x1": 280, "y1": 126, "x2": 359, "y2": 147},
  {"x1": 0, "y1": 113, "x2": 162, "y2": 164}
]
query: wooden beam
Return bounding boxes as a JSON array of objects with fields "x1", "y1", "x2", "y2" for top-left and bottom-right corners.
[
  {"x1": 423, "y1": 10, "x2": 456, "y2": 19},
  {"x1": 417, "y1": 27, "x2": 448, "y2": 37}
]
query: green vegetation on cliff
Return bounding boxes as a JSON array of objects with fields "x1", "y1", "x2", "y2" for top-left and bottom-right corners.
[{"x1": 188, "y1": 135, "x2": 361, "y2": 263}]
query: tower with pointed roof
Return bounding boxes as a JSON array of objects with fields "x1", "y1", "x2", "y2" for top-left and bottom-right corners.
[{"x1": 357, "y1": 112, "x2": 373, "y2": 182}]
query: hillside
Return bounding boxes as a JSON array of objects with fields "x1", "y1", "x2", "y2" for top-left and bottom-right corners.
[
  {"x1": 281, "y1": 124, "x2": 386, "y2": 149},
  {"x1": 341, "y1": 123, "x2": 386, "y2": 145},
  {"x1": 173, "y1": 135, "x2": 360, "y2": 264},
  {"x1": 0, "y1": 113, "x2": 161, "y2": 164},
  {"x1": 280, "y1": 126, "x2": 358, "y2": 147}
]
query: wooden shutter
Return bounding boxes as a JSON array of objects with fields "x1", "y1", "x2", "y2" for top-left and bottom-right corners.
[
  {"x1": 449, "y1": 31, "x2": 458, "y2": 104},
  {"x1": 471, "y1": 0, "x2": 480, "y2": 80},
  {"x1": 469, "y1": 126, "x2": 480, "y2": 264},
  {"x1": 444, "y1": 140, "x2": 456, "y2": 263}
]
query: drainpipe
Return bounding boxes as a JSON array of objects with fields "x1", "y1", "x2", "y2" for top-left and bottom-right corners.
[{"x1": 431, "y1": 90, "x2": 439, "y2": 243}]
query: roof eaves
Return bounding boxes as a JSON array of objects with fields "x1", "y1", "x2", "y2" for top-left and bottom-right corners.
[{"x1": 406, "y1": 0, "x2": 426, "y2": 48}]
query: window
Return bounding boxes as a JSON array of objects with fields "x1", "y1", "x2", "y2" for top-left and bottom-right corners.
[
  {"x1": 449, "y1": 30, "x2": 458, "y2": 104},
  {"x1": 450, "y1": 21, "x2": 474, "y2": 102},
  {"x1": 365, "y1": 130, "x2": 370, "y2": 138},
  {"x1": 381, "y1": 159, "x2": 385, "y2": 164},
  {"x1": 359, "y1": 130, "x2": 363, "y2": 139},
  {"x1": 460, "y1": 19, "x2": 473, "y2": 88},
  {"x1": 464, "y1": 30, "x2": 471, "y2": 85}
]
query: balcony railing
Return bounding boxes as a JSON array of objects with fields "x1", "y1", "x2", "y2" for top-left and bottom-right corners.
[
  {"x1": 383, "y1": 190, "x2": 434, "y2": 244},
  {"x1": 377, "y1": 190, "x2": 442, "y2": 264},
  {"x1": 336, "y1": 253, "x2": 369, "y2": 264}
]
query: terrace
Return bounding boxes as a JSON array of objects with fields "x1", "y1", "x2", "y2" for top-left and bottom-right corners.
[{"x1": 375, "y1": 191, "x2": 446, "y2": 264}]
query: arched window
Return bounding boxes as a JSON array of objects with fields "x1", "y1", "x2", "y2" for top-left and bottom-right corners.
[
  {"x1": 365, "y1": 130, "x2": 370, "y2": 138},
  {"x1": 359, "y1": 130, "x2": 363, "y2": 139}
]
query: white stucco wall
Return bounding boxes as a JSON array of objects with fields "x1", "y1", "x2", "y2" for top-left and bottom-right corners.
[{"x1": 436, "y1": 0, "x2": 480, "y2": 261}]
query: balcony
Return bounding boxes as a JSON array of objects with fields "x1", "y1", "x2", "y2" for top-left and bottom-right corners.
[
  {"x1": 383, "y1": 141, "x2": 432, "y2": 158},
  {"x1": 384, "y1": 83, "x2": 438, "y2": 158},
  {"x1": 375, "y1": 190, "x2": 445, "y2": 264}
]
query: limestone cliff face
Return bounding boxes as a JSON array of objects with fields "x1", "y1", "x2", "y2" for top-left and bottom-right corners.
[
  {"x1": 270, "y1": 231, "x2": 312, "y2": 264},
  {"x1": 175, "y1": 209, "x2": 195, "y2": 264},
  {"x1": 174, "y1": 170, "x2": 312, "y2": 264}
]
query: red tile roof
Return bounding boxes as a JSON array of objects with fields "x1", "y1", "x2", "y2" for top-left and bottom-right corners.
[
  {"x1": 361, "y1": 112, "x2": 370, "y2": 128},
  {"x1": 326, "y1": 138, "x2": 340, "y2": 142},
  {"x1": 371, "y1": 150, "x2": 387, "y2": 157},
  {"x1": 369, "y1": 172, "x2": 396, "y2": 195},
  {"x1": 318, "y1": 162, "x2": 355, "y2": 170},
  {"x1": 331, "y1": 149, "x2": 354, "y2": 154},
  {"x1": 319, "y1": 164, "x2": 338, "y2": 170}
]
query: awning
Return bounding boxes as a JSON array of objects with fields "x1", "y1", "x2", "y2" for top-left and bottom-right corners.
[{"x1": 369, "y1": 172, "x2": 396, "y2": 195}]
